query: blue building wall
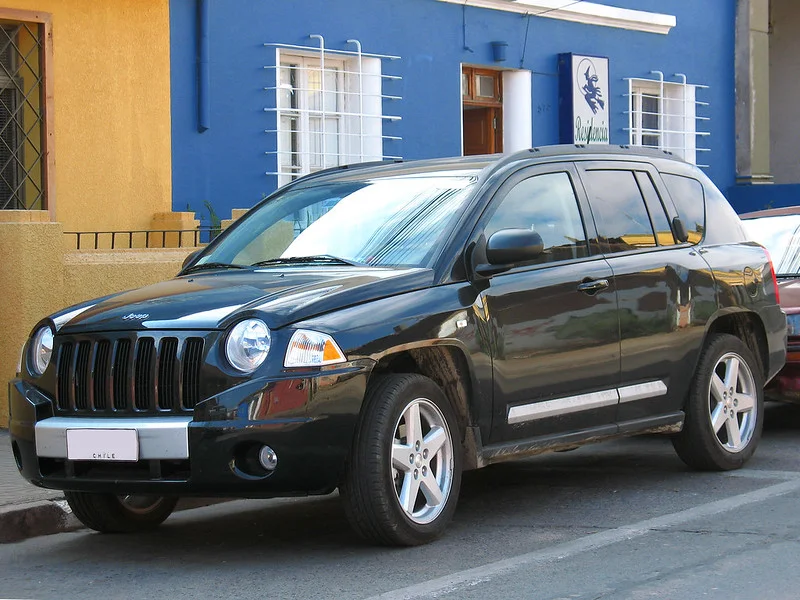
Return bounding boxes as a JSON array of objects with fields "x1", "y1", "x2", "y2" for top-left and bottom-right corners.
[
  {"x1": 727, "y1": 184, "x2": 800, "y2": 214},
  {"x1": 169, "y1": 0, "x2": 736, "y2": 221}
]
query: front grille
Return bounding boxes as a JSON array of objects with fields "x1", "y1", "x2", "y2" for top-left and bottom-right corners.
[{"x1": 55, "y1": 334, "x2": 205, "y2": 414}]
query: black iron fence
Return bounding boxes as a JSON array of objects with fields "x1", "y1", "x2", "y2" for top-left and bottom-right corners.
[{"x1": 65, "y1": 227, "x2": 222, "y2": 250}]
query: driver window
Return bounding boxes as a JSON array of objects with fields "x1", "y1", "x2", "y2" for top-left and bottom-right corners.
[{"x1": 485, "y1": 172, "x2": 589, "y2": 265}]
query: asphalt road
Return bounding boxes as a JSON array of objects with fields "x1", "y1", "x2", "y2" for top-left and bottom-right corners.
[{"x1": 3, "y1": 402, "x2": 800, "y2": 600}]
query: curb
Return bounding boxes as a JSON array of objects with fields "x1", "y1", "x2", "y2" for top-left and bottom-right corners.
[
  {"x1": 0, "y1": 497, "x2": 230, "y2": 544},
  {"x1": 0, "y1": 499, "x2": 80, "y2": 543}
]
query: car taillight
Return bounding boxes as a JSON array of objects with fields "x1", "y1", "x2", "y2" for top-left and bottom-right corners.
[{"x1": 763, "y1": 247, "x2": 781, "y2": 304}]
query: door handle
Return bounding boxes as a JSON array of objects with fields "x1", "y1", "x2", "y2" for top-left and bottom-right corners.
[{"x1": 577, "y1": 278, "x2": 609, "y2": 295}]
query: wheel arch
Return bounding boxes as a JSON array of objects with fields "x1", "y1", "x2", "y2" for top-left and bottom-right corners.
[
  {"x1": 704, "y1": 310, "x2": 769, "y2": 378},
  {"x1": 367, "y1": 343, "x2": 482, "y2": 469}
]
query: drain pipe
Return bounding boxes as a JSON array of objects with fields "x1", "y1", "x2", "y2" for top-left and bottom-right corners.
[{"x1": 197, "y1": 0, "x2": 210, "y2": 132}]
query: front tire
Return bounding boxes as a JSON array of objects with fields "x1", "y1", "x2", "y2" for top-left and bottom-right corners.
[
  {"x1": 672, "y1": 333, "x2": 764, "y2": 471},
  {"x1": 341, "y1": 374, "x2": 462, "y2": 546},
  {"x1": 65, "y1": 491, "x2": 178, "y2": 533}
]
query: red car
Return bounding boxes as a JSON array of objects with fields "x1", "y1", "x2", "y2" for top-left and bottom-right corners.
[{"x1": 742, "y1": 207, "x2": 800, "y2": 401}]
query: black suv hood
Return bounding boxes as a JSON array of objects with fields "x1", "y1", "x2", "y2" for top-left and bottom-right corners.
[{"x1": 56, "y1": 266, "x2": 434, "y2": 333}]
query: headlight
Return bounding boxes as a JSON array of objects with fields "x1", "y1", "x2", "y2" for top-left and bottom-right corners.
[
  {"x1": 225, "y1": 319, "x2": 271, "y2": 373},
  {"x1": 284, "y1": 330, "x2": 346, "y2": 368},
  {"x1": 29, "y1": 326, "x2": 54, "y2": 376},
  {"x1": 787, "y1": 313, "x2": 800, "y2": 337}
]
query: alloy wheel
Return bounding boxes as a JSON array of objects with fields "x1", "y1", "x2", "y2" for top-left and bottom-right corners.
[
  {"x1": 707, "y1": 352, "x2": 758, "y2": 453},
  {"x1": 390, "y1": 398, "x2": 454, "y2": 525},
  {"x1": 117, "y1": 495, "x2": 167, "y2": 515}
]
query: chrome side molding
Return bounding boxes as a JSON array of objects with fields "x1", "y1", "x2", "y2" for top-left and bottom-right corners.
[{"x1": 508, "y1": 380, "x2": 668, "y2": 425}]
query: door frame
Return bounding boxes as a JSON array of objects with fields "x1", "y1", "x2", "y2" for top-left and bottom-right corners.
[{"x1": 461, "y1": 66, "x2": 503, "y2": 155}]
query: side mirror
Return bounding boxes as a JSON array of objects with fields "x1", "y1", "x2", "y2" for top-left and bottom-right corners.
[
  {"x1": 181, "y1": 249, "x2": 202, "y2": 271},
  {"x1": 486, "y1": 228, "x2": 544, "y2": 265},
  {"x1": 672, "y1": 217, "x2": 690, "y2": 244},
  {"x1": 474, "y1": 229, "x2": 544, "y2": 276}
]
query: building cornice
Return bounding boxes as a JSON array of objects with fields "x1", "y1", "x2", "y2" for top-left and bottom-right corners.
[{"x1": 436, "y1": 0, "x2": 676, "y2": 35}]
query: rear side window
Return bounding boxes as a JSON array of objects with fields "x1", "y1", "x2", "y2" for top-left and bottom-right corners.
[
  {"x1": 582, "y1": 170, "x2": 657, "y2": 253},
  {"x1": 661, "y1": 173, "x2": 705, "y2": 244}
]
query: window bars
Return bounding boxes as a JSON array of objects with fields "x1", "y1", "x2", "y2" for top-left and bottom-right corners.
[
  {"x1": 625, "y1": 72, "x2": 710, "y2": 168},
  {"x1": 0, "y1": 22, "x2": 45, "y2": 210},
  {"x1": 264, "y1": 36, "x2": 402, "y2": 186}
]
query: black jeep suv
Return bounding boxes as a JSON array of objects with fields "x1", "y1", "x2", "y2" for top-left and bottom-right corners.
[{"x1": 9, "y1": 146, "x2": 786, "y2": 546}]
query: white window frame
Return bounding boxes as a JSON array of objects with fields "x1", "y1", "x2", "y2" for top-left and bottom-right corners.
[
  {"x1": 277, "y1": 54, "x2": 347, "y2": 181},
  {"x1": 266, "y1": 41, "x2": 402, "y2": 188},
  {"x1": 626, "y1": 74, "x2": 710, "y2": 167}
]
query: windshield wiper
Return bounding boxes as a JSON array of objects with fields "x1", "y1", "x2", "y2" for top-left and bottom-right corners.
[
  {"x1": 182, "y1": 262, "x2": 248, "y2": 274},
  {"x1": 251, "y1": 255, "x2": 365, "y2": 267},
  {"x1": 776, "y1": 273, "x2": 800, "y2": 279}
]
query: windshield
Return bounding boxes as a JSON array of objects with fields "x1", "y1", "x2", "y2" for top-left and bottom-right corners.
[
  {"x1": 742, "y1": 214, "x2": 800, "y2": 276},
  {"x1": 195, "y1": 172, "x2": 478, "y2": 269}
]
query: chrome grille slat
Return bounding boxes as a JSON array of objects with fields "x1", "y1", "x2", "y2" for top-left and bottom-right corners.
[
  {"x1": 54, "y1": 333, "x2": 203, "y2": 415},
  {"x1": 182, "y1": 338, "x2": 204, "y2": 409},
  {"x1": 74, "y1": 341, "x2": 92, "y2": 410},
  {"x1": 157, "y1": 337, "x2": 178, "y2": 410},
  {"x1": 113, "y1": 338, "x2": 131, "y2": 410},
  {"x1": 93, "y1": 340, "x2": 111, "y2": 410},
  {"x1": 56, "y1": 343, "x2": 73, "y2": 410},
  {"x1": 67, "y1": 341, "x2": 80, "y2": 411},
  {"x1": 134, "y1": 338, "x2": 156, "y2": 411}
]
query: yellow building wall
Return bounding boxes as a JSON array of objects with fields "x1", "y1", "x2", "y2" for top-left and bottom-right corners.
[
  {"x1": 3, "y1": 0, "x2": 172, "y2": 232},
  {"x1": 1, "y1": 212, "x2": 193, "y2": 428},
  {"x1": 62, "y1": 247, "x2": 190, "y2": 307}
]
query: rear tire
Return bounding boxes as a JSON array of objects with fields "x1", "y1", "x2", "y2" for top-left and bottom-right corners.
[
  {"x1": 672, "y1": 333, "x2": 764, "y2": 471},
  {"x1": 65, "y1": 491, "x2": 177, "y2": 533},
  {"x1": 341, "y1": 374, "x2": 462, "y2": 546}
]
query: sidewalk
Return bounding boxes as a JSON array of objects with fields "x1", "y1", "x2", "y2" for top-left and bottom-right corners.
[
  {"x1": 0, "y1": 430, "x2": 80, "y2": 543},
  {"x1": 0, "y1": 430, "x2": 228, "y2": 543}
]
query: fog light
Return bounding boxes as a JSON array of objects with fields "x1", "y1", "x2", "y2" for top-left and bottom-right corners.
[{"x1": 258, "y1": 445, "x2": 278, "y2": 471}]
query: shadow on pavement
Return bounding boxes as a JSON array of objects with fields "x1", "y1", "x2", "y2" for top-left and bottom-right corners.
[{"x1": 34, "y1": 402, "x2": 800, "y2": 561}]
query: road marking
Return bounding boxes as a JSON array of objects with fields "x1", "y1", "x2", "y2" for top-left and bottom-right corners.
[
  {"x1": 367, "y1": 478, "x2": 800, "y2": 600},
  {"x1": 723, "y1": 469, "x2": 800, "y2": 480}
]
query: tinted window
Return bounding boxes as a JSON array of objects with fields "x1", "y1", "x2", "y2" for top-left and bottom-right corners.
[
  {"x1": 582, "y1": 170, "x2": 656, "y2": 253},
  {"x1": 661, "y1": 173, "x2": 705, "y2": 244},
  {"x1": 700, "y1": 175, "x2": 747, "y2": 244},
  {"x1": 485, "y1": 172, "x2": 588, "y2": 265},
  {"x1": 635, "y1": 172, "x2": 675, "y2": 246}
]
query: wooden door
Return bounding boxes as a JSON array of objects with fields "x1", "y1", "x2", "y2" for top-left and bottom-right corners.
[
  {"x1": 463, "y1": 107, "x2": 498, "y2": 155},
  {"x1": 462, "y1": 67, "x2": 503, "y2": 156}
]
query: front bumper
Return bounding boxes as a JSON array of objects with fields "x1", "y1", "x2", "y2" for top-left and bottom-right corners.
[{"x1": 8, "y1": 363, "x2": 371, "y2": 497}]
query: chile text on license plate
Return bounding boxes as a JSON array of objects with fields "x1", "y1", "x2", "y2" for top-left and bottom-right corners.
[{"x1": 66, "y1": 429, "x2": 139, "y2": 462}]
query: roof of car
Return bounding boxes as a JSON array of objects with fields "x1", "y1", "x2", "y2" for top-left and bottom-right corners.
[{"x1": 286, "y1": 144, "x2": 684, "y2": 188}]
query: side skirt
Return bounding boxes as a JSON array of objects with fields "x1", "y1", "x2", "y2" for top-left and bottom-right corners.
[{"x1": 475, "y1": 411, "x2": 685, "y2": 469}]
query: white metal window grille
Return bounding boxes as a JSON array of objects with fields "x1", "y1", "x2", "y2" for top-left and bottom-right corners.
[
  {"x1": 264, "y1": 37, "x2": 402, "y2": 187},
  {"x1": 625, "y1": 72, "x2": 710, "y2": 168},
  {"x1": 0, "y1": 22, "x2": 45, "y2": 210}
]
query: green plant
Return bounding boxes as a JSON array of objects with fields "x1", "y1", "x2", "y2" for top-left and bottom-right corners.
[{"x1": 204, "y1": 200, "x2": 222, "y2": 234}]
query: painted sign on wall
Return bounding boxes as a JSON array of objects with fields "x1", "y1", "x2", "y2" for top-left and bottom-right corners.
[{"x1": 558, "y1": 53, "x2": 610, "y2": 145}]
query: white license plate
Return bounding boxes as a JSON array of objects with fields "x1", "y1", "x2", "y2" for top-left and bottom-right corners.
[{"x1": 66, "y1": 429, "x2": 139, "y2": 462}]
